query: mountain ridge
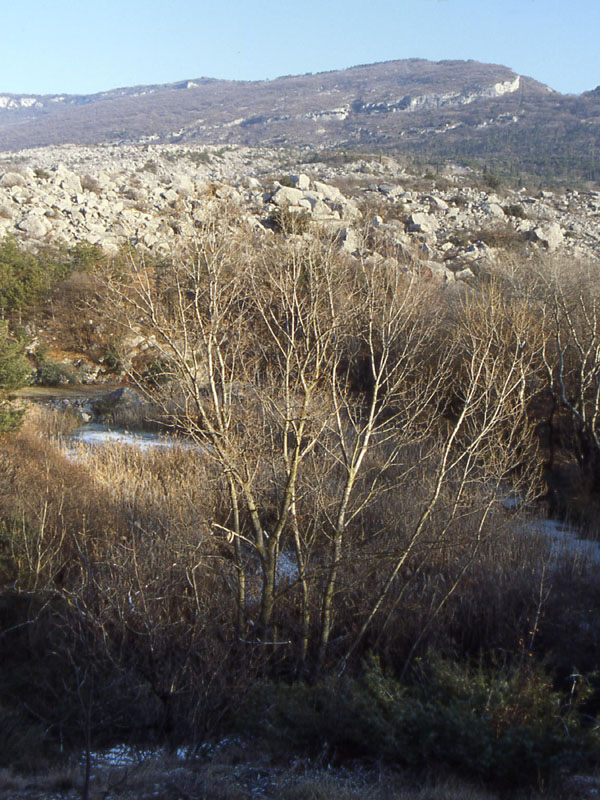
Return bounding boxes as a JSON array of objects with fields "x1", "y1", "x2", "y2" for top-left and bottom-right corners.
[{"x1": 0, "y1": 59, "x2": 597, "y2": 182}]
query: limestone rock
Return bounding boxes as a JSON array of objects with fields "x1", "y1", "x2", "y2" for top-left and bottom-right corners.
[
  {"x1": 313, "y1": 181, "x2": 344, "y2": 203},
  {"x1": 0, "y1": 172, "x2": 27, "y2": 188},
  {"x1": 171, "y1": 174, "x2": 195, "y2": 195},
  {"x1": 530, "y1": 222, "x2": 564, "y2": 252},
  {"x1": 17, "y1": 214, "x2": 48, "y2": 238},
  {"x1": 408, "y1": 212, "x2": 439, "y2": 235},
  {"x1": 378, "y1": 184, "x2": 404, "y2": 198},
  {"x1": 54, "y1": 165, "x2": 82, "y2": 195},
  {"x1": 426, "y1": 195, "x2": 449, "y2": 210},
  {"x1": 271, "y1": 185, "x2": 306, "y2": 206},
  {"x1": 244, "y1": 176, "x2": 262, "y2": 190},
  {"x1": 93, "y1": 386, "x2": 149, "y2": 421},
  {"x1": 289, "y1": 173, "x2": 310, "y2": 190},
  {"x1": 482, "y1": 202, "x2": 505, "y2": 218},
  {"x1": 420, "y1": 261, "x2": 455, "y2": 282},
  {"x1": 454, "y1": 267, "x2": 476, "y2": 281}
]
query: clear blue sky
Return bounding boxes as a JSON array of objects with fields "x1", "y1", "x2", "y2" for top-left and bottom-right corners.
[{"x1": 4, "y1": 0, "x2": 598, "y2": 96}]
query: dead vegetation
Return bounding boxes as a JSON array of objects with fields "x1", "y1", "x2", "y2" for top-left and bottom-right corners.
[{"x1": 2, "y1": 218, "x2": 600, "y2": 791}]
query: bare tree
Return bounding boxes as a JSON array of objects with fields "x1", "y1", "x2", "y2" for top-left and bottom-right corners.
[
  {"x1": 341, "y1": 279, "x2": 542, "y2": 665},
  {"x1": 103, "y1": 215, "x2": 541, "y2": 671},
  {"x1": 541, "y1": 262, "x2": 600, "y2": 493}
]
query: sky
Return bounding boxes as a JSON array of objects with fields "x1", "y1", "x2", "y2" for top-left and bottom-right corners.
[{"x1": 3, "y1": 0, "x2": 598, "y2": 97}]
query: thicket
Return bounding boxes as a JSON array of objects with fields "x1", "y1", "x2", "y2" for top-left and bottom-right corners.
[
  {"x1": 240, "y1": 655, "x2": 599, "y2": 786},
  {"x1": 1, "y1": 220, "x2": 600, "y2": 788},
  {"x1": 0, "y1": 237, "x2": 104, "y2": 320}
]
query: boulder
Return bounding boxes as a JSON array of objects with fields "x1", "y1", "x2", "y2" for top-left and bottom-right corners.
[
  {"x1": 0, "y1": 172, "x2": 28, "y2": 188},
  {"x1": 408, "y1": 212, "x2": 439, "y2": 235},
  {"x1": 481, "y1": 202, "x2": 505, "y2": 218},
  {"x1": 454, "y1": 267, "x2": 476, "y2": 281},
  {"x1": 93, "y1": 387, "x2": 149, "y2": 421},
  {"x1": 530, "y1": 222, "x2": 564, "y2": 252},
  {"x1": 171, "y1": 174, "x2": 195, "y2": 196},
  {"x1": 245, "y1": 176, "x2": 262, "y2": 190},
  {"x1": 53, "y1": 165, "x2": 82, "y2": 195},
  {"x1": 80, "y1": 172, "x2": 111, "y2": 192},
  {"x1": 160, "y1": 188, "x2": 178, "y2": 203},
  {"x1": 17, "y1": 215, "x2": 48, "y2": 238},
  {"x1": 289, "y1": 173, "x2": 310, "y2": 190},
  {"x1": 313, "y1": 181, "x2": 344, "y2": 203},
  {"x1": 426, "y1": 195, "x2": 449, "y2": 210},
  {"x1": 0, "y1": 202, "x2": 16, "y2": 220},
  {"x1": 420, "y1": 261, "x2": 455, "y2": 282},
  {"x1": 271, "y1": 185, "x2": 306, "y2": 206},
  {"x1": 339, "y1": 226, "x2": 361, "y2": 253},
  {"x1": 378, "y1": 184, "x2": 404, "y2": 198}
]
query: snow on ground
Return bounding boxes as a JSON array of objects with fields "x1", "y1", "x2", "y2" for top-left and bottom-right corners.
[
  {"x1": 68, "y1": 423, "x2": 178, "y2": 450},
  {"x1": 530, "y1": 518, "x2": 600, "y2": 564}
]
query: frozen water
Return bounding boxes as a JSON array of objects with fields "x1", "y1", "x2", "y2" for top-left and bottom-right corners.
[
  {"x1": 67, "y1": 423, "x2": 182, "y2": 451},
  {"x1": 530, "y1": 518, "x2": 600, "y2": 564}
]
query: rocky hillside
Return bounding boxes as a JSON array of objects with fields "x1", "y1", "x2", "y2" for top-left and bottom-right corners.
[
  {"x1": 1, "y1": 60, "x2": 598, "y2": 182},
  {"x1": 0, "y1": 143, "x2": 598, "y2": 279}
]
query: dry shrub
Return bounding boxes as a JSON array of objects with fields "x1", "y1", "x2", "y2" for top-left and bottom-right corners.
[{"x1": 0, "y1": 412, "x2": 259, "y2": 747}]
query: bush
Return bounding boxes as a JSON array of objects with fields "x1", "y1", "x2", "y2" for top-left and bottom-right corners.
[
  {"x1": 271, "y1": 205, "x2": 311, "y2": 235},
  {"x1": 35, "y1": 358, "x2": 76, "y2": 386},
  {"x1": 188, "y1": 150, "x2": 211, "y2": 166},
  {"x1": 0, "y1": 238, "x2": 51, "y2": 317},
  {"x1": 238, "y1": 655, "x2": 600, "y2": 788},
  {"x1": 0, "y1": 322, "x2": 31, "y2": 390},
  {"x1": 0, "y1": 707, "x2": 51, "y2": 769},
  {"x1": 504, "y1": 203, "x2": 528, "y2": 220},
  {"x1": 0, "y1": 404, "x2": 25, "y2": 434},
  {"x1": 483, "y1": 171, "x2": 502, "y2": 190},
  {"x1": 103, "y1": 338, "x2": 123, "y2": 373},
  {"x1": 0, "y1": 237, "x2": 99, "y2": 320}
]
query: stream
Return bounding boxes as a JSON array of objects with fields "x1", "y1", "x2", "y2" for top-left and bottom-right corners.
[
  {"x1": 67, "y1": 422, "x2": 179, "y2": 450},
  {"x1": 65, "y1": 422, "x2": 600, "y2": 567}
]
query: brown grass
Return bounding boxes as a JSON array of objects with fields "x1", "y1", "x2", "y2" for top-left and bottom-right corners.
[{"x1": 0, "y1": 751, "x2": 578, "y2": 800}]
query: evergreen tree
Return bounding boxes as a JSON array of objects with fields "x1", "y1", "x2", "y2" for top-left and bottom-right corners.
[{"x1": 0, "y1": 321, "x2": 30, "y2": 432}]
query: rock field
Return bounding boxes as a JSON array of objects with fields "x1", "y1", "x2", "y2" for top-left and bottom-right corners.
[{"x1": 0, "y1": 142, "x2": 599, "y2": 287}]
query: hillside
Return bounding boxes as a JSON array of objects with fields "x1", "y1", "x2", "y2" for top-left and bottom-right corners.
[{"x1": 0, "y1": 59, "x2": 598, "y2": 182}]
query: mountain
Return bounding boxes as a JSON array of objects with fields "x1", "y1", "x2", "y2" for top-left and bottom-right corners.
[{"x1": 0, "y1": 59, "x2": 598, "y2": 181}]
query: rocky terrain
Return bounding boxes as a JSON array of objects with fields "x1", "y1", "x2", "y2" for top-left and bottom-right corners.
[
  {"x1": 0, "y1": 59, "x2": 598, "y2": 183},
  {"x1": 0, "y1": 142, "x2": 598, "y2": 283}
]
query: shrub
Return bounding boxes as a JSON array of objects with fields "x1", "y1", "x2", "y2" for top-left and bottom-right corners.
[
  {"x1": 188, "y1": 150, "x2": 211, "y2": 166},
  {"x1": 0, "y1": 405, "x2": 25, "y2": 434},
  {"x1": 271, "y1": 205, "x2": 311, "y2": 235},
  {"x1": 0, "y1": 237, "x2": 99, "y2": 320},
  {"x1": 0, "y1": 707, "x2": 51, "y2": 769},
  {"x1": 35, "y1": 358, "x2": 76, "y2": 386},
  {"x1": 483, "y1": 171, "x2": 502, "y2": 190},
  {"x1": 0, "y1": 238, "x2": 51, "y2": 317},
  {"x1": 103, "y1": 338, "x2": 123, "y2": 373},
  {"x1": 504, "y1": 203, "x2": 528, "y2": 220},
  {"x1": 0, "y1": 322, "x2": 31, "y2": 390},
  {"x1": 238, "y1": 655, "x2": 600, "y2": 788}
]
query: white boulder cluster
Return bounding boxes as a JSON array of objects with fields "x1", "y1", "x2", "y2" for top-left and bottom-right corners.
[{"x1": 0, "y1": 143, "x2": 597, "y2": 285}]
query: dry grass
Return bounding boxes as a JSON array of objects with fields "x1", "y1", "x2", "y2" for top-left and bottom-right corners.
[{"x1": 0, "y1": 751, "x2": 579, "y2": 800}]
